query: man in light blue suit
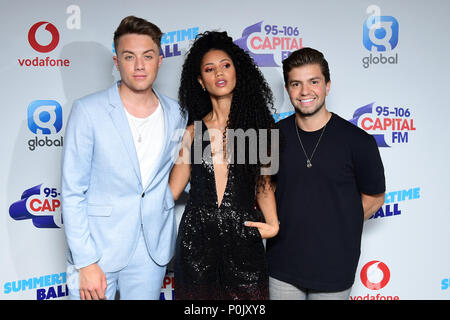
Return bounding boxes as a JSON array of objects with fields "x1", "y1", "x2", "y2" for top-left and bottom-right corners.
[{"x1": 61, "y1": 16, "x2": 186, "y2": 300}]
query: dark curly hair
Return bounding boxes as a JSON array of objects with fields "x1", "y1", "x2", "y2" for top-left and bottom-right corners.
[{"x1": 178, "y1": 31, "x2": 276, "y2": 189}]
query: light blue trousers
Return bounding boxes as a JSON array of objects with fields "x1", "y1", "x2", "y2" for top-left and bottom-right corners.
[{"x1": 67, "y1": 227, "x2": 166, "y2": 300}]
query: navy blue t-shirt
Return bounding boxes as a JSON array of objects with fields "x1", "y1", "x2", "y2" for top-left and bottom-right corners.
[{"x1": 266, "y1": 112, "x2": 385, "y2": 292}]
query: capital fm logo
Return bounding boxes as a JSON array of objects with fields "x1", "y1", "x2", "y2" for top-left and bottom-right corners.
[
  {"x1": 362, "y1": 5, "x2": 399, "y2": 68},
  {"x1": 160, "y1": 273, "x2": 174, "y2": 300},
  {"x1": 26, "y1": 100, "x2": 64, "y2": 151},
  {"x1": 350, "y1": 102, "x2": 416, "y2": 148},
  {"x1": 234, "y1": 21, "x2": 303, "y2": 67},
  {"x1": 360, "y1": 260, "x2": 390, "y2": 290},
  {"x1": 18, "y1": 20, "x2": 71, "y2": 68},
  {"x1": 9, "y1": 184, "x2": 63, "y2": 229}
]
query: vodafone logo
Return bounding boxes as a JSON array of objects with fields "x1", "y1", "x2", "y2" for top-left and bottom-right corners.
[
  {"x1": 19, "y1": 21, "x2": 69, "y2": 68},
  {"x1": 28, "y1": 21, "x2": 60, "y2": 53},
  {"x1": 360, "y1": 260, "x2": 391, "y2": 290}
]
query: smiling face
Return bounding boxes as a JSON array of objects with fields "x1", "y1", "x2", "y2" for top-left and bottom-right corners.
[
  {"x1": 285, "y1": 63, "x2": 331, "y2": 118},
  {"x1": 197, "y1": 49, "x2": 237, "y2": 99},
  {"x1": 113, "y1": 33, "x2": 162, "y2": 93}
]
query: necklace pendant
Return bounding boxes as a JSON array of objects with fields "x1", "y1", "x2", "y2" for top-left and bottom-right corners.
[{"x1": 306, "y1": 160, "x2": 312, "y2": 168}]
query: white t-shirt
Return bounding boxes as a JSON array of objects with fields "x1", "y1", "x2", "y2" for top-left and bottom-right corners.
[{"x1": 125, "y1": 102, "x2": 165, "y2": 188}]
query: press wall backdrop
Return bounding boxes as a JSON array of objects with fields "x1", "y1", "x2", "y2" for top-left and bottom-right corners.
[{"x1": 1, "y1": 0, "x2": 449, "y2": 300}]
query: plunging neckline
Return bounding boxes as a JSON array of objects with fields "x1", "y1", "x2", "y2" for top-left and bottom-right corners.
[{"x1": 202, "y1": 120, "x2": 230, "y2": 209}]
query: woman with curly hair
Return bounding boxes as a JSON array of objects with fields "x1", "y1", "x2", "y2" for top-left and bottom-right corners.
[{"x1": 169, "y1": 31, "x2": 279, "y2": 300}]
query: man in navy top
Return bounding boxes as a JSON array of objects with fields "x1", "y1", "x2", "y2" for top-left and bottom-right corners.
[{"x1": 266, "y1": 48, "x2": 385, "y2": 300}]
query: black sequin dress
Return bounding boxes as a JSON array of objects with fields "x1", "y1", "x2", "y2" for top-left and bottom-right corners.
[{"x1": 174, "y1": 121, "x2": 269, "y2": 300}]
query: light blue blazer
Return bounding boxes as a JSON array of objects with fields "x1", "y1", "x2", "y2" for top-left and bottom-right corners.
[{"x1": 61, "y1": 82, "x2": 187, "y2": 272}]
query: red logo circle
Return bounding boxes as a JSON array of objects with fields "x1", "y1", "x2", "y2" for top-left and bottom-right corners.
[
  {"x1": 360, "y1": 260, "x2": 390, "y2": 290},
  {"x1": 28, "y1": 21, "x2": 60, "y2": 53}
]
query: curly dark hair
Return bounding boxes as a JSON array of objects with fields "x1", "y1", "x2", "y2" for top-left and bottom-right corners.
[{"x1": 178, "y1": 31, "x2": 276, "y2": 189}]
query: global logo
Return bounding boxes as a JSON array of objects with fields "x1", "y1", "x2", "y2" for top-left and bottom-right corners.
[
  {"x1": 362, "y1": 6, "x2": 399, "y2": 68},
  {"x1": 350, "y1": 102, "x2": 416, "y2": 147},
  {"x1": 234, "y1": 21, "x2": 303, "y2": 67},
  {"x1": 28, "y1": 21, "x2": 60, "y2": 53},
  {"x1": 28, "y1": 100, "x2": 62, "y2": 134},
  {"x1": 9, "y1": 184, "x2": 63, "y2": 229},
  {"x1": 360, "y1": 260, "x2": 391, "y2": 290},
  {"x1": 363, "y1": 15, "x2": 399, "y2": 52},
  {"x1": 27, "y1": 100, "x2": 64, "y2": 151}
]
